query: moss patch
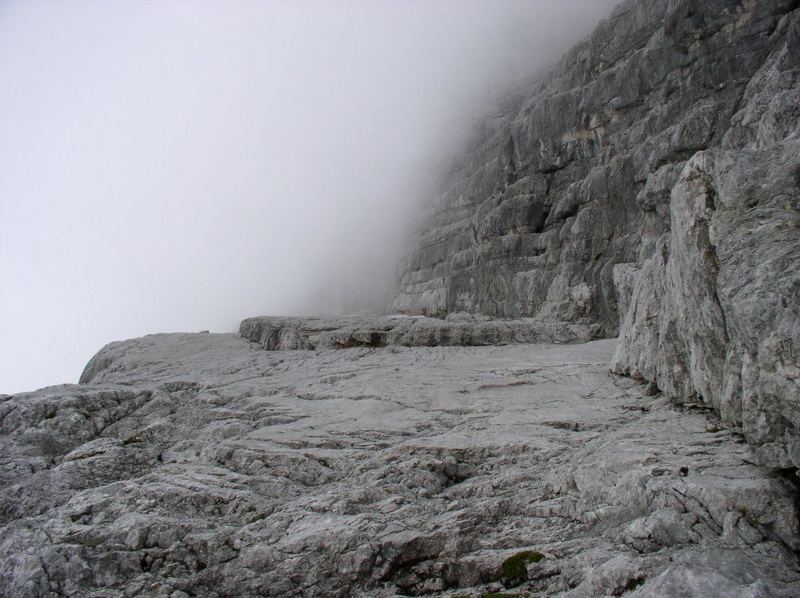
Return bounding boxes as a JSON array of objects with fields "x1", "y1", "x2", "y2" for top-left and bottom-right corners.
[{"x1": 500, "y1": 550, "x2": 543, "y2": 586}]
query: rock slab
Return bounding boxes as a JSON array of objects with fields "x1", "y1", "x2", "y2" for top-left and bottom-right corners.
[{"x1": 2, "y1": 333, "x2": 800, "y2": 596}]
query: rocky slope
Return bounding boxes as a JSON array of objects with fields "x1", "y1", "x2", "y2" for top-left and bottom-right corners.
[
  {"x1": 394, "y1": 0, "x2": 800, "y2": 467},
  {"x1": 2, "y1": 0, "x2": 800, "y2": 596},
  {"x1": 4, "y1": 334, "x2": 800, "y2": 596}
]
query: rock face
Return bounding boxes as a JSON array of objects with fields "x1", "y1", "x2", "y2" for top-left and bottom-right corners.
[
  {"x1": 611, "y1": 143, "x2": 800, "y2": 469},
  {"x1": 4, "y1": 334, "x2": 800, "y2": 596},
  {"x1": 393, "y1": 0, "x2": 798, "y2": 327},
  {"x1": 394, "y1": 0, "x2": 800, "y2": 466}
]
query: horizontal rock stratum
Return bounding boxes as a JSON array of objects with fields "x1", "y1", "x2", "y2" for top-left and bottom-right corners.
[{"x1": 234, "y1": 315, "x2": 603, "y2": 352}]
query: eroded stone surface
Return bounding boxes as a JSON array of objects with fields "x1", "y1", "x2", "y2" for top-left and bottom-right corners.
[
  {"x1": 3, "y1": 333, "x2": 799, "y2": 596},
  {"x1": 4, "y1": 1, "x2": 800, "y2": 595},
  {"x1": 609, "y1": 0, "x2": 800, "y2": 469},
  {"x1": 234, "y1": 315, "x2": 602, "y2": 353}
]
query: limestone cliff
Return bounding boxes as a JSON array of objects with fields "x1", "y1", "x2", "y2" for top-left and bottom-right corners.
[
  {"x1": 394, "y1": 0, "x2": 797, "y2": 325},
  {"x1": 2, "y1": 2, "x2": 800, "y2": 596},
  {"x1": 394, "y1": 0, "x2": 800, "y2": 467}
]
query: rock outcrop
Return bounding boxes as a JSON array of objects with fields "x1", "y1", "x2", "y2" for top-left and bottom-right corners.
[
  {"x1": 235, "y1": 315, "x2": 602, "y2": 352},
  {"x1": 4, "y1": 334, "x2": 800, "y2": 596},
  {"x1": 394, "y1": 0, "x2": 800, "y2": 467}
]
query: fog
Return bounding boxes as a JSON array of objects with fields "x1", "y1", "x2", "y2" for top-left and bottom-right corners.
[{"x1": 0, "y1": 0, "x2": 618, "y2": 393}]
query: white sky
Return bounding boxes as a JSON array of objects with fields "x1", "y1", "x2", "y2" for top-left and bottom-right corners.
[{"x1": 0, "y1": 0, "x2": 617, "y2": 393}]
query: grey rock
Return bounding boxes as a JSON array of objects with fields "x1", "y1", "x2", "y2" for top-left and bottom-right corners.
[
  {"x1": 612, "y1": 140, "x2": 800, "y2": 468},
  {"x1": 5, "y1": 0, "x2": 800, "y2": 595},
  {"x1": 3, "y1": 333, "x2": 800, "y2": 596},
  {"x1": 236, "y1": 314, "x2": 603, "y2": 352},
  {"x1": 395, "y1": 0, "x2": 799, "y2": 331},
  {"x1": 392, "y1": 0, "x2": 800, "y2": 468}
]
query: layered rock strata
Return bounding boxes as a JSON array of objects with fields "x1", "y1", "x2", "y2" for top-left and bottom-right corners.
[
  {"x1": 235, "y1": 315, "x2": 602, "y2": 353},
  {"x1": 611, "y1": 142, "x2": 800, "y2": 469},
  {"x1": 394, "y1": 0, "x2": 798, "y2": 329}
]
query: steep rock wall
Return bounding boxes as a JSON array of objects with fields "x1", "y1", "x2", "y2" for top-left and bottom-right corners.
[
  {"x1": 611, "y1": 3, "x2": 800, "y2": 469},
  {"x1": 395, "y1": 0, "x2": 800, "y2": 468},
  {"x1": 612, "y1": 140, "x2": 800, "y2": 468},
  {"x1": 394, "y1": 0, "x2": 799, "y2": 340}
]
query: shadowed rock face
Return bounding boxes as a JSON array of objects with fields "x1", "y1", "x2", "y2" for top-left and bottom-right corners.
[
  {"x1": 395, "y1": 0, "x2": 800, "y2": 467},
  {"x1": 4, "y1": 334, "x2": 800, "y2": 596}
]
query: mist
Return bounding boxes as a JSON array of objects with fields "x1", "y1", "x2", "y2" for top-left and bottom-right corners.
[{"x1": 0, "y1": 0, "x2": 618, "y2": 393}]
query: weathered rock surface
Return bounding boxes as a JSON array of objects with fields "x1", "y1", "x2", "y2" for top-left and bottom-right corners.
[
  {"x1": 611, "y1": 9, "x2": 800, "y2": 469},
  {"x1": 394, "y1": 0, "x2": 800, "y2": 466},
  {"x1": 393, "y1": 0, "x2": 798, "y2": 325},
  {"x1": 235, "y1": 315, "x2": 602, "y2": 353},
  {"x1": 3, "y1": 333, "x2": 800, "y2": 596},
  {"x1": 612, "y1": 142, "x2": 800, "y2": 469}
]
